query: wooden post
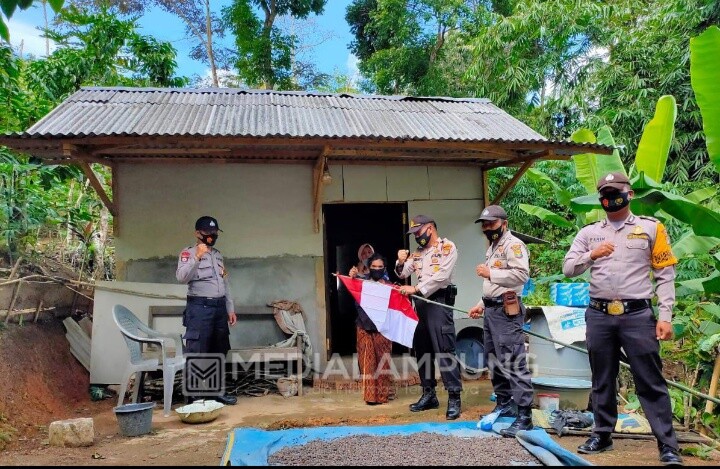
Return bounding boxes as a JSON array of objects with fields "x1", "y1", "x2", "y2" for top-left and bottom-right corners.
[
  {"x1": 5, "y1": 280, "x2": 22, "y2": 324},
  {"x1": 704, "y1": 354, "x2": 720, "y2": 416},
  {"x1": 8, "y1": 256, "x2": 22, "y2": 280},
  {"x1": 34, "y1": 300, "x2": 44, "y2": 323}
]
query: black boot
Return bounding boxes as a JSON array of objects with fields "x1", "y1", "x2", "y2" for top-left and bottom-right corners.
[
  {"x1": 500, "y1": 406, "x2": 533, "y2": 438},
  {"x1": 216, "y1": 394, "x2": 238, "y2": 406},
  {"x1": 487, "y1": 398, "x2": 518, "y2": 419},
  {"x1": 410, "y1": 388, "x2": 440, "y2": 412},
  {"x1": 578, "y1": 434, "x2": 613, "y2": 455},
  {"x1": 659, "y1": 445, "x2": 683, "y2": 466},
  {"x1": 446, "y1": 392, "x2": 462, "y2": 420}
]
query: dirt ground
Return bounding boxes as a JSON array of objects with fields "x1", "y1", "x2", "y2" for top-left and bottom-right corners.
[{"x1": 1, "y1": 321, "x2": 719, "y2": 466}]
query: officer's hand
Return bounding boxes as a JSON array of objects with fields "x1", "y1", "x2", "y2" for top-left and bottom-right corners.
[
  {"x1": 349, "y1": 266, "x2": 359, "y2": 278},
  {"x1": 399, "y1": 285, "x2": 417, "y2": 296},
  {"x1": 591, "y1": 242, "x2": 615, "y2": 260},
  {"x1": 469, "y1": 305, "x2": 485, "y2": 319},
  {"x1": 476, "y1": 264, "x2": 491, "y2": 279},
  {"x1": 657, "y1": 321, "x2": 673, "y2": 341},
  {"x1": 196, "y1": 243, "x2": 210, "y2": 260},
  {"x1": 398, "y1": 249, "x2": 410, "y2": 264},
  {"x1": 228, "y1": 312, "x2": 237, "y2": 327}
]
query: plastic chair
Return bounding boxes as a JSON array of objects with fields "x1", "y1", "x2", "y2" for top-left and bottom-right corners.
[{"x1": 113, "y1": 304, "x2": 186, "y2": 417}]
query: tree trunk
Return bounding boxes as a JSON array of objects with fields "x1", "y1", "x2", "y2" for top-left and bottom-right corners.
[
  {"x1": 205, "y1": 0, "x2": 219, "y2": 87},
  {"x1": 42, "y1": 0, "x2": 50, "y2": 56},
  {"x1": 262, "y1": 10, "x2": 277, "y2": 90},
  {"x1": 93, "y1": 206, "x2": 110, "y2": 281}
]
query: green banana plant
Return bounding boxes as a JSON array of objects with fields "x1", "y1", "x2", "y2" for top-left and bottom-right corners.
[
  {"x1": 635, "y1": 95, "x2": 677, "y2": 182},
  {"x1": 690, "y1": 26, "x2": 720, "y2": 174}
]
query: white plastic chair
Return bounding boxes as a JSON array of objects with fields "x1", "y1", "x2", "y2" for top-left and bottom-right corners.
[{"x1": 113, "y1": 304, "x2": 186, "y2": 417}]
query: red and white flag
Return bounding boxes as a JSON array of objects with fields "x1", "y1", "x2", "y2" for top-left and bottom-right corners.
[{"x1": 338, "y1": 275, "x2": 419, "y2": 348}]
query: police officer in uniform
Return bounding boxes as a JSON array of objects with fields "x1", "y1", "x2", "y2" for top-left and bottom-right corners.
[
  {"x1": 176, "y1": 216, "x2": 238, "y2": 406},
  {"x1": 564, "y1": 173, "x2": 683, "y2": 465},
  {"x1": 469, "y1": 205, "x2": 534, "y2": 438},
  {"x1": 396, "y1": 215, "x2": 463, "y2": 420}
]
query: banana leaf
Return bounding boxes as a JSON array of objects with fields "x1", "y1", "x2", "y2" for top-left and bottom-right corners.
[
  {"x1": 526, "y1": 168, "x2": 573, "y2": 206},
  {"x1": 691, "y1": 26, "x2": 720, "y2": 174},
  {"x1": 635, "y1": 96, "x2": 677, "y2": 183},
  {"x1": 686, "y1": 187, "x2": 718, "y2": 203},
  {"x1": 570, "y1": 126, "x2": 625, "y2": 195},
  {"x1": 672, "y1": 232, "x2": 720, "y2": 258},
  {"x1": 518, "y1": 204, "x2": 575, "y2": 229}
]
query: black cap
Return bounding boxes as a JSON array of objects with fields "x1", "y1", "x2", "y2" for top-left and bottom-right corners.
[
  {"x1": 475, "y1": 205, "x2": 508, "y2": 223},
  {"x1": 597, "y1": 172, "x2": 630, "y2": 191},
  {"x1": 195, "y1": 216, "x2": 222, "y2": 233},
  {"x1": 407, "y1": 215, "x2": 435, "y2": 234}
]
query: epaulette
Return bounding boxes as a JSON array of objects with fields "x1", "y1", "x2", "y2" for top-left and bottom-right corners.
[
  {"x1": 638, "y1": 216, "x2": 659, "y2": 223},
  {"x1": 582, "y1": 221, "x2": 601, "y2": 228}
]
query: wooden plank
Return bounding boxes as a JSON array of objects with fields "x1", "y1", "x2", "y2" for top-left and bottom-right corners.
[
  {"x1": 5, "y1": 281, "x2": 22, "y2": 324},
  {"x1": 562, "y1": 429, "x2": 712, "y2": 445},
  {"x1": 312, "y1": 146, "x2": 331, "y2": 234},
  {"x1": 78, "y1": 161, "x2": 118, "y2": 217},
  {"x1": 491, "y1": 159, "x2": 536, "y2": 206},
  {"x1": 111, "y1": 163, "x2": 119, "y2": 237}
]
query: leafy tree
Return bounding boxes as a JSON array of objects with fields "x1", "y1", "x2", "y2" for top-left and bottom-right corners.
[
  {"x1": 224, "y1": 0, "x2": 327, "y2": 90},
  {"x1": 0, "y1": 0, "x2": 65, "y2": 42}
]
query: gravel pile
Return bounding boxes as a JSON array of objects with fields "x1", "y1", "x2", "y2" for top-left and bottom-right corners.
[{"x1": 268, "y1": 433, "x2": 540, "y2": 466}]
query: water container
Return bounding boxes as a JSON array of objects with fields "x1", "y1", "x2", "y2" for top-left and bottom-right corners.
[
  {"x1": 527, "y1": 307, "x2": 591, "y2": 381},
  {"x1": 551, "y1": 283, "x2": 590, "y2": 307}
]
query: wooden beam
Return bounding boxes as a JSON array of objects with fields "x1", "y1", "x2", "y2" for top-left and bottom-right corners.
[
  {"x1": 78, "y1": 161, "x2": 118, "y2": 217},
  {"x1": 312, "y1": 146, "x2": 332, "y2": 234},
  {"x1": 482, "y1": 169, "x2": 490, "y2": 206},
  {"x1": 491, "y1": 159, "x2": 537, "y2": 206},
  {"x1": 111, "y1": 163, "x2": 120, "y2": 237}
]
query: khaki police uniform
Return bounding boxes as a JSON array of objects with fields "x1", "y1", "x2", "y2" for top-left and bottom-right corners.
[
  {"x1": 564, "y1": 214, "x2": 679, "y2": 450},
  {"x1": 476, "y1": 231, "x2": 533, "y2": 408},
  {"x1": 176, "y1": 244, "x2": 234, "y2": 357},
  {"x1": 396, "y1": 238, "x2": 462, "y2": 393}
]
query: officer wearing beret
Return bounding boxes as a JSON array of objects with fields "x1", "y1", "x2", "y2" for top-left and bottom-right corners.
[
  {"x1": 396, "y1": 215, "x2": 463, "y2": 420},
  {"x1": 177, "y1": 216, "x2": 238, "y2": 406},
  {"x1": 564, "y1": 173, "x2": 683, "y2": 465},
  {"x1": 469, "y1": 205, "x2": 534, "y2": 438}
]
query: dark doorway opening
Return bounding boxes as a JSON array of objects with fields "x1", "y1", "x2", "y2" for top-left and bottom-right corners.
[{"x1": 323, "y1": 203, "x2": 409, "y2": 357}]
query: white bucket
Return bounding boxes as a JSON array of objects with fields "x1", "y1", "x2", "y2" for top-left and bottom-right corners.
[{"x1": 538, "y1": 393, "x2": 560, "y2": 413}]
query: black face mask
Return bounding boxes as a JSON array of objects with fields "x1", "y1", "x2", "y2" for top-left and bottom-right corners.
[
  {"x1": 483, "y1": 227, "x2": 504, "y2": 242},
  {"x1": 415, "y1": 231, "x2": 432, "y2": 247},
  {"x1": 198, "y1": 233, "x2": 218, "y2": 247},
  {"x1": 369, "y1": 268, "x2": 386, "y2": 281},
  {"x1": 600, "y1": 192, "x2": 631, "y2": 213}
]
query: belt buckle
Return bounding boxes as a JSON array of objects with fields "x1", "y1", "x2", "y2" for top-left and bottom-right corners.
[{"x1": 607, "y1": 300, "x2": 625, "y2": 316}]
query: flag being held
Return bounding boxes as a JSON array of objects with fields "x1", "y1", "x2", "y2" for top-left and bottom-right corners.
[{"x1": 338, "y1": 275, "x2": 419, "y2": 348}]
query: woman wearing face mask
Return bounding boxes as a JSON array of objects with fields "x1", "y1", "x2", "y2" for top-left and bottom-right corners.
[
  {"x1": 348, "y1": 253, "x2": 395, "y2": 405},
  {"x1": 355, "y1": 243, "x2": 375, "y2": 277}
]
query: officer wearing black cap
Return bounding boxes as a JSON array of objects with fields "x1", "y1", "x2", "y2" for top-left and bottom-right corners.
[
  {"x1": 469, "y1": 205, "x2": 534, "y2": 438},
  {"x1": 564, "y1": 172, "x2": 683, "y2": 465},
  {"x1": 396, "y1": 215, "x2": 463, "y2": 420},
  {"x1": 176, "y1": 216, "x2": 238, "y2": 406}
]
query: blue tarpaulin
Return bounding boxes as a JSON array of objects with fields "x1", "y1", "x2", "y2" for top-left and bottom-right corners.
[{"x1": 221, "y1": 420, "x2": 592, "y2": 466}]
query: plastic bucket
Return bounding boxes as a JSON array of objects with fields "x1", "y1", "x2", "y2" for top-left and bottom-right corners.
[
  {"x1": 532, "y1": 377, "x2": 592, "y2": 411},
  {"x1": 114, "y1": 402, "x2": 156, "y2": 437},
  {"x1": 538, "y1": 393, "x2": 560, "y2": 413}
]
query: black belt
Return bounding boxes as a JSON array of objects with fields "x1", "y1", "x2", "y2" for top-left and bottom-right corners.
[
  {"x1": 187, "y1": 296, "x2": 226, "y2": 306},
  {"x1": 589, "y1": 298, "x2": 652, "y2": 316},
  {"x1": 483, "y1": 296, "x2": 504, "y2": 307}
]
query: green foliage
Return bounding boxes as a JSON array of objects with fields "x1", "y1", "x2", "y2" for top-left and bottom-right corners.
[
  {"x1": 0, "y1": 0, "x2": 65, "y2": 42},
  {"x1": 224, "y1": 0, "x2": 327, "y2": 90},
  {"x1": 691, "y1": 26, "x2": 720, "y2": 174},
  {"x1": 635, "y1": 95, "x2": 677, "y2": 182}
]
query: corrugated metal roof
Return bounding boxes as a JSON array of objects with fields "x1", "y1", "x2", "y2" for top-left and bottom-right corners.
[{"x1": 25, "y1": 87, "x2": 545, "y2": 142}]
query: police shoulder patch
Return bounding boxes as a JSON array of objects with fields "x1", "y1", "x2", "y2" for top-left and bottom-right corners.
[
  {"x1": 511, "y1": 244, "x2": 524, "y2": 258},
  {"x1": 180, "y1": 250, "x2": 191, "y2": 263},
  {"x1": 442, "y1": 240, "x2": 454, "y2": 255}
]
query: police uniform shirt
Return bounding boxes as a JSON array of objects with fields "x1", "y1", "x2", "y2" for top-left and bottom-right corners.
[
  {"x1": 476, "y1": 231, "x2": 530, "y2": 308},
  {"x1": 176, "y1": 245, "x2": 235, "y2": 313},
  {"x1": 563, "y1": 214, "x2": 677, "y2": 322},
  {"x1": 396, "y1": 238, "x2": 458, "y2": 296}
]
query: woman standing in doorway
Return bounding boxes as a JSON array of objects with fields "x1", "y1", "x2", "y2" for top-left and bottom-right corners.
[
  {"x1": 356, "y1": 243, "x2": 375, "y2": 277},
  {"x1": 349, "y1": 253, "x2": 395, "y2": 405}
]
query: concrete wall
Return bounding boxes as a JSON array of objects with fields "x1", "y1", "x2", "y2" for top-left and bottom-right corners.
[{"x1": 107, "y1": 162, "x2": 486, "y2": 375}]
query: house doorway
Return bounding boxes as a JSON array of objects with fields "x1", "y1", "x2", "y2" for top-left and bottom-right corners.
[{"x1": 323, "y1": 203, "x2": 409, "y2": 357}]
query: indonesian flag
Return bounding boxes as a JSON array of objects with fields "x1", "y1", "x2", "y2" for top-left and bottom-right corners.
[{"x1": 338, "y1": 275, "x2": 419, "y2": 348}]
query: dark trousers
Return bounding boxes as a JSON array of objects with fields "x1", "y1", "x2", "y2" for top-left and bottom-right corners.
[
  {"x1": 586, "y1": 307, "x2": 678, "y2": 450},
  {"x1": 483, "y1": 304, "x2": 534, "y2": 407},
  {"x1": 413, "y1": 295, "x2": 463, "y2": 393},
  {"x1": 183, "y1": 300, "x2": 231, "y2": 356}
]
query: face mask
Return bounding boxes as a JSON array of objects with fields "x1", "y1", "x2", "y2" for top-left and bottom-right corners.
[
  {"x1": 483, "y1": 226, "x2": 504, "y2": 242},
  {"x1": 600, "y1": 192, "x2": 631, "y2": 213},
  {"x1": 369, "y1": 268, "x2": 386, "y2": 281},
  {"x1": 415, "y1": 231, "x2": 431, "y2": 247},
  {"x1": 198, "y1": 233, "x2": 218, "y2": 247}
]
